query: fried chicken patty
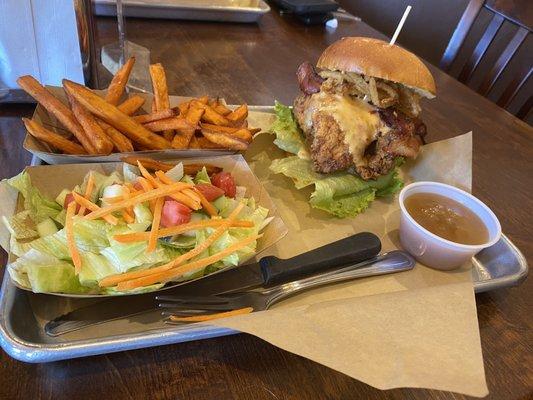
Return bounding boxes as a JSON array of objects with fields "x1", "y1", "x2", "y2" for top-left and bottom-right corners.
[
  {"x1": 293, "y1": 95, "x2": 352, "y2": 174},
  {"x1": 294, "y1": 63, "x2": 427, "y2": 180}
]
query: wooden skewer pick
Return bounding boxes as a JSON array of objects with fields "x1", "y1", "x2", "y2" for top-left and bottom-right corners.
[{"x1": 389, "y1": 5, "x2": 412, "y2": 46}]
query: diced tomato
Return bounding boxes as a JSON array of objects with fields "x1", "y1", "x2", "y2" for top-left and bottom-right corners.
[
  {"x1": 211, "y1": 172, "x2": 236, "y2": 198},
  {"x1": 160, "y1": 200, "x2": 192, "y2": 228},
  {"x1": 194, "y1": 184, "x2": 224, "y2": 202},
  {"x1": 64, "y1": 193, "x2": 91, "y2": 215}
]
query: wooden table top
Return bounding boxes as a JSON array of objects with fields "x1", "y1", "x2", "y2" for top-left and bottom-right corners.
[{"x1": 1, "y1": 6, "x2": 532, "y2": 400}]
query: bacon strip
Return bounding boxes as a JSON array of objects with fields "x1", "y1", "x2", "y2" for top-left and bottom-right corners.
[{"x1": 296, "y1": 62, "x2": 324, "y2": 95}]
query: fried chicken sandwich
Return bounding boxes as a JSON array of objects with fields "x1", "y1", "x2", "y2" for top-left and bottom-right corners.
[{"x1": 269, "y1": 37, "x2": 436, "y2": 217}]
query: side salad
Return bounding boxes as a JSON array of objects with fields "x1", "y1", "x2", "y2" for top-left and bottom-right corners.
[
  {"x1": 3, "y1": 162, "x2": 272, "y2": 295},
  {"x1": 269, "y1": 102, "x2": 403, "y2": 218}
]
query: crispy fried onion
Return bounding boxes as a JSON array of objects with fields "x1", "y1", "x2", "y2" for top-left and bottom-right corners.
[
  {"x1": 319, "y1": 70, "x2": 369, "y2": 98},
  {"x1": 368, "y1": 77, "x2": 379, "y2": 107},
  {"x1": 318, "y1": 70, "x2": 421, "y2": 117},
  {"x1": 376, "y1": 81, "x2": 399, "y2": 107},
  {"x1": 396, "y1": 85, "x2": 422, "y2": 117}
]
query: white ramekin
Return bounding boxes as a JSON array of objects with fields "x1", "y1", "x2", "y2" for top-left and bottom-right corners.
[{"x1": 398, "y1": 182, "x2": 501, "y2": 270}]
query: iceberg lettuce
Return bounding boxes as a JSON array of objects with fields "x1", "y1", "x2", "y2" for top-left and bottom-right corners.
[
  {"x1": 6, "y1": 171, "x2": 62, "y2": 223},
  {"x1": 8, "y1": 250, "x2": 88, "y2": 294},
  {"x1": 2, "y1": 211, "x2": 39, "y2": 240},
  {"x1": 80, "y1": 170, "x2": 122, "y2": 203},
  {"x1": 270, "y1": 101, "x2": 307, "y2": 155},
  {"x1": 194, "y1": 167, "x2": 211, "y2": 185}
]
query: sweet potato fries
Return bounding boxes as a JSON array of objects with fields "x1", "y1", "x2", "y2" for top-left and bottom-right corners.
[{"x1": 18, "y1": 59, "x2": 259, "y2": 156}]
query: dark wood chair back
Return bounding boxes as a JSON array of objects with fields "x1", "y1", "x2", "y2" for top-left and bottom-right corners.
[{"x1": 440, "y1": 0, "x2": 532, "y2": 120}]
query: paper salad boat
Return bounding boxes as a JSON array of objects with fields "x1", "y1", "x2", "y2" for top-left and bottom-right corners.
[{"x1": 0, "y1": 155, "x2": 288, "y2": 297}]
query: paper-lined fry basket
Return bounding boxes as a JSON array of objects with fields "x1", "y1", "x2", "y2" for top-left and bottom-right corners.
[{"x1": 24, "y1": 87, "x2": 267, "y2": 164}]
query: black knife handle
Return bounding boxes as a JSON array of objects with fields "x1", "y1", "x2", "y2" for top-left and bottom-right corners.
[{"x1": 259, "y1": 232, "x2": 381, "y2": 287}]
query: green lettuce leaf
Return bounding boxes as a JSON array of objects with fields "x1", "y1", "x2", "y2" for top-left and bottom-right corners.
[
  {"x1": 7, "y1": 171, "x2": 61, "y2": 223},
  {"x1": 72, "y1": 217, "x2": 114, "y2": 252},
  {"x1": 310, "y1": 188, "x2": 376, "y2": 217},
  {"x1": 100, "y1": 241, "x2": 169, "y2": 274},
  {"x1": 181, "y1": 174, "x2": 194, "y2": 185},
  {"x1": 13, "y1": 217, "x2": 114, "y2": 261},
  {"x1": 80, "y1": 171, "x2": 122, "y2": 203},
  {"x1": 270, "y1": 156, "x2": 320, "y2": 189},
  {"x1": 53, "y1": 209, "x2": 67, "y2": 227},
  {"x1": 269, "y1": 101, "x2": 307, "y2": 155},
  {"x1": 24, "y1": 230, "x2": 70, "y2": 259},
  {"x1": 78, "y1": 252, "x2": 115, "y2": 287},
  {"x1": 132, "y1": 203, "x2": 153, "y2": 226},
  {"x1": 8, "y1": 250, "x2": 88, "y2": 294},
  {"x1": 2, "y1": 211, "x2": 39, "y2": 240},
  {"x1": 194, "y1": 167, "x2": 211, "y2": 185}
]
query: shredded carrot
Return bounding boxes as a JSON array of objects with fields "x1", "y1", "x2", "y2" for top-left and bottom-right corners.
[
  {"x1": 137, "y1": 161, "x2": 159, "y2": 186},
  {"x1": 122, "y1": 211, "x2": 135, "y2": 224},
  {"x1": 141, "y1": 165, "x2": 199, "y2": 210},
  {"x1": 154, "y1": 170, "x2": 201, "y2": 210},
  {"x1": 137, "y1": 176, "x2": 154, "y2": 192},
  {"x1": 102, "y1": 195, "x2": 124, "y2": 204},
  {"x1": 99, "y1": 202, "x2": 244, "y2": 287},
  {"x1": 121, "y1": 189, "x2": 135, "y2": 223},
  {"x1": 84, "y1": 182, "x2": 190, "y2": 221},
  {"x1": 113, "y1": 219, "x2": 254, "y2": 243},
  {"x1": 154, "y1": 170, "x2": 168, "y2": 181},
  {"x1": 182, "y1": 188, "x2": 201, "y2": 203},
  {"x1": 163, "y1": 190, "x2": 200, "y2": 210},
  {"x1": 116, "y1": 233, "x2": 260, "y2": 290},
  {"x1": 155, "y1": 170, "x2": 217, "y2": 216},
  {"x1": 125, "y1": 187, "x2": 136, "y2": 221},
  {"x1": 147, "y1": 197, "x2": 164, "y2": 253},
  {"x1": 66, "y1": 202, "x2": 82, "y2": 274},
  {"x1": 72, "y1": 192, "x2": 118, "y2": 225},
  {"x1": 77, "y1": 172, "x2": 95, "y2": 216},
  {"x1": 146, "y1": 176, "x2": 199, "y2": 210},
  {"x1": 169, "y1": 307, "x2": 253, "y2": 322},
  {"x1": 192, "y1": 187, "x2": 218, "y2": 217},
  {"x1": 136, "y1": 176, "x2": 156, "y2": 212},
  {"x1": 103, "y1": 190, "x2": 143, "y2": 204}
]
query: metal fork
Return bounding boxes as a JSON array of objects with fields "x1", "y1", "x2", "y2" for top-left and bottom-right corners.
[{"x1": 158, "y1": 250, "x2": 414, "y2": 320}]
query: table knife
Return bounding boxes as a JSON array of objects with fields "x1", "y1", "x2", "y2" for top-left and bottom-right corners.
[{"x1": 45, "y1": 232, "x2": 381, "y2": 336}]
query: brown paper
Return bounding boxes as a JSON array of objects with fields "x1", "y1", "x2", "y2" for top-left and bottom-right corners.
[
  {"x1": 206, "y1": 132, "x2": 488, "y2": 397},
  {"x1": 24, "y1": 88, "x2": 269, "y2": 164},
  {"x1": 0, "y1": 155, "x2": 288, "y2": 296},
  {"x1": 10, "y1": 101, "x2": 487, "y2": 396}
]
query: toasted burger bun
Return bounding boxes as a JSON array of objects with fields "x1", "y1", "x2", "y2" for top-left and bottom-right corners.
[{"x1": 317, "y1": 37, "x2": 436, "y2": 98}]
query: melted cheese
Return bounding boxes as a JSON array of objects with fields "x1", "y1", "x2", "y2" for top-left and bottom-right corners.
[{"x1": 305, "y1": 93, "x2": 382, "y2": 166}]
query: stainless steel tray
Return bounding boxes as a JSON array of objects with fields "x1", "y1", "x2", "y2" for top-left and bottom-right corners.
[
  {"x1": 1, "y1": 144, "x2": 528, "y2": 363},
  {"x1": 0, "y1": 233, "x2": 527, "y2": 363},
  {"x1": 93, "y1": 0, "x2": 270, "y2": 23}
]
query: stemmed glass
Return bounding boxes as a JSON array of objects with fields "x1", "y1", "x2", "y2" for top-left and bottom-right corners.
[{"x1": 100, "y1": 0, "x2": 151, "y2": 92}]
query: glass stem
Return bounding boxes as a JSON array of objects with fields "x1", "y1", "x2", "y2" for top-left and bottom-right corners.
[{"x1": 116, "y1": 0, "x2": 126, "y2": 65}]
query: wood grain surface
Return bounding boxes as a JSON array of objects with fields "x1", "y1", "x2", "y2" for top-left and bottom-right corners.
[{"x1": 0, "y1": 7, "x2": 532, "y2": 400}]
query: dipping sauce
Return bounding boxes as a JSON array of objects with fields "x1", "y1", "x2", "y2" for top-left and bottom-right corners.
[{"x1": 404, "y1": 192, "x2": 489, "y2": 245}]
